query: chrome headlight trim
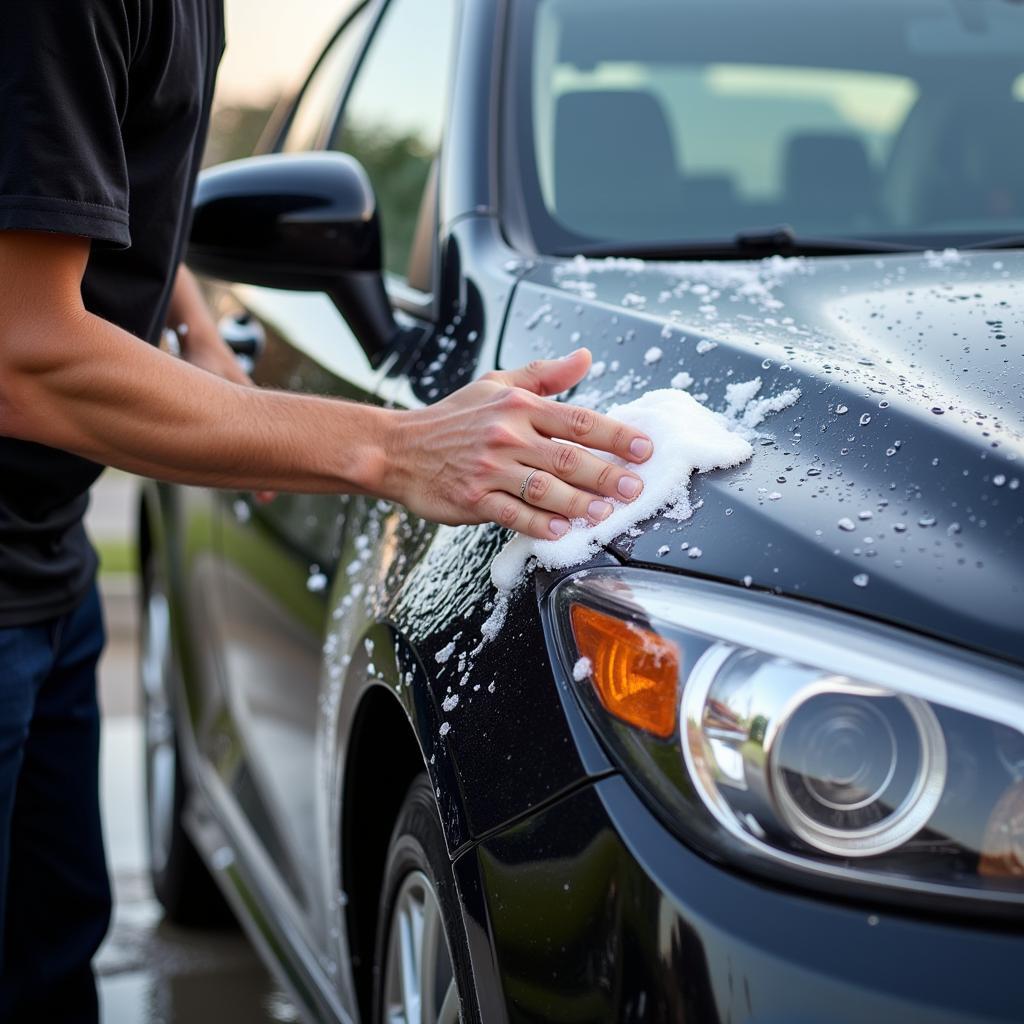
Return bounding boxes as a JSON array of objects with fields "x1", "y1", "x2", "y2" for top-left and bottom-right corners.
[
  {"x1": 549, "y1": 567, "x2": 1024, "y2": 909},
  {"x1": 682, "y1": 649, "x2": 949, "y2": 858}
]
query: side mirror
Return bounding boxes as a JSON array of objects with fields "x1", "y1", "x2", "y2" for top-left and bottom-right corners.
[{"x1": 189, "y1": 152, "x2": 398, "y2": 366}]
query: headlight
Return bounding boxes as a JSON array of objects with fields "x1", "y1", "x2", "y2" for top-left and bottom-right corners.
[{"x1": 548, "y1": 567, "x2": 1024, "y2": 913}]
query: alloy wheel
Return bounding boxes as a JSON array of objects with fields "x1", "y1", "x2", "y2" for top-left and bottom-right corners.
[
  {"x1": 382, "y1": 870, "x2": 461, "y2": 1024},
  {"x1": 140, "y1": 576, "x2": 177, "y2": 875}
]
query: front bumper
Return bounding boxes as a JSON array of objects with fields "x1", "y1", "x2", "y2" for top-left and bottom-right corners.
[{"x1": 455, "y1": 776, "x2": 1023, "y2": 1024}]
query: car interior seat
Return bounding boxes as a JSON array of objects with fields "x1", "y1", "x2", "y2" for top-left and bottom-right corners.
[
  {"x1": 783, "y1": 132, "x2": 877, "y2": 231},
  {"x1": 921, "y1": 97, "x2": 1024, "y2": 227},
  {"x1": 555, "y1": 89, "x2": 682, "y2": 240}
]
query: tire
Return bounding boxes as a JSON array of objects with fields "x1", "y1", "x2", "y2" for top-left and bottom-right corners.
[
  {"x1": 374, "y1": 775, "x2": 477, "y2": 1024},
  {"x1": 140, "y1": 545, "x2": 232, "y2": 927}
]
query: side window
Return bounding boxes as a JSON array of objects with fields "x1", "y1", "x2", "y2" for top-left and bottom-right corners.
[
  {"x1": 331, "y1": 0, "x2": 458, "y2": 284},
  {"x1": 281, "y1": 3, "x2": 374, "y2": 154}
]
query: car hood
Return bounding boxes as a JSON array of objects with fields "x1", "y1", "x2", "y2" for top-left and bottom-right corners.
[{"x1": 500, "y1": 249, "x2": 1023, "y2": 666}]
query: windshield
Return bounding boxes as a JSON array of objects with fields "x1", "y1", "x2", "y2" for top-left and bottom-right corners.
[{"x1": 508, "y1": 0, "x2": 1024, "y2": 254}]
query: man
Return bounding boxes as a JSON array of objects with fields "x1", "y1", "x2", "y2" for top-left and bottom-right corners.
[{"x1": 0, "y1": 2, "x2": 653, "y2": 1018}]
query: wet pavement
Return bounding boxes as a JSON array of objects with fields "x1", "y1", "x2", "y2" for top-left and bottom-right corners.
[{"x1": 92, "y1": 475, "x2": 300, "y2": 1023}]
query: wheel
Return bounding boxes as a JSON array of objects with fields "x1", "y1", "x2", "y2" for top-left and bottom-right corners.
[
  {"x1": 140, "y1": 544, "x2": 232, "y2": 926},
  {"x1": 374, "y1": 775, "x2": 476, "y2": 1024}
]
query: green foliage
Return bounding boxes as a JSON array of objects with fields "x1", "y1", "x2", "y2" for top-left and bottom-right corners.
[
  {"x1": 96, "y1": 539, "x2": 137, "y2": 577},
  {"x1": 335, "y1": 124, "x2": 433, "y2": 277}
]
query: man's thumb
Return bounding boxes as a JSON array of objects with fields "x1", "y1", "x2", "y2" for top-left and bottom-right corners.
[{"x1": 498, "y1": 348, "x2": 592, "y2": 397}]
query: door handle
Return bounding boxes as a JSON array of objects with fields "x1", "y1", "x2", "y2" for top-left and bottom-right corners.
[{"x1": 218, "y1": 312, "x2": 266, "y2": 374}]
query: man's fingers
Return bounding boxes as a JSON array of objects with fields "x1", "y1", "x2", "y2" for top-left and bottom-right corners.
[
  {"x1": 534, "y1": 439, "x2": 645, "y2": 502},
  {"x1": 489, "y1": 349, "x2": 592, "y2": 397},
  {"x1": 510, "y1": 469, "x2": 614, "y2": 524},
  {"x1": 530, "y1": 398, "x2": 653, "y2": 464},
  {"x1": 478, "y1": 492, "x2": 571, "y2": 541}
]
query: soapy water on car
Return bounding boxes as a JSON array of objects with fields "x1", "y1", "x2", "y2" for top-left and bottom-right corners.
[
  {"x1": 478, "y1": 378, "x2": 800, "y2": 647},
  {"x1": 492, "y1": 388, "x2": 759, "y2": 589},
  {"x1": 402, "y1": 377, "x2": 800, "y2": 739}
]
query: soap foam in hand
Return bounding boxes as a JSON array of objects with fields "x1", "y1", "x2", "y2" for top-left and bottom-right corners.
[{"x1": 490, "y1": 389, "x2": 755, "y2": 592}]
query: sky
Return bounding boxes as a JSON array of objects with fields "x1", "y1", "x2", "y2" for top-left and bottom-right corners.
[{"x1": 217, "y1": 0, "x2": 358, "y2": 108}]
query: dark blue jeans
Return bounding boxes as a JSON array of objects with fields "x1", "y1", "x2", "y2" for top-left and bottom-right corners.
[{"x1": 0, "y1": 585, "x2": 111, "y2": 1023}]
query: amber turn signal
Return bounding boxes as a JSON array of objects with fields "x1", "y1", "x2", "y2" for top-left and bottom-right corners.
[{"x1": 570, "y1": 603, "x2": 681, "y2": 738}]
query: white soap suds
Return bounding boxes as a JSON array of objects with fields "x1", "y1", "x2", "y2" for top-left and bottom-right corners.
[
  {"x1": 643, "y1": 346, "x2": 663, "y2": 365},
  {"x1": 695, "y1": 340, "x2": 718, "y2": 354},
  {"x1": 924, "y1": 248, "x2": 963, "y2": 269},
  {"x1": 721, "y1": 378, "x2": 802, "y2": 435},
  {"x1": 435, "y1": 641, "x2": 456, "y2": 664},
  {"x1": 439, "y1": 722, "x2": 451, "y2": 737},
  {"x1": 572, "y1": 657, "x2": 592, "y2": 681},
  {"x1": 725, "y1": 378, "x2": 764, "y2": 417},
  {"x1": 442, "y1": 693, "x2": 460, "y2": 712},
  {"x1": 741, "y1": 388, "x2": 802, "y2": 430},
  {"x1": 307, "y1": 570, "x2": 328, "y2": 593},
  {"x1": 670, "y1": 371, "x2": 694, "y2": 390},
  {"x1": 491, "y1": 389, "x2": 754, "y2": 591}
]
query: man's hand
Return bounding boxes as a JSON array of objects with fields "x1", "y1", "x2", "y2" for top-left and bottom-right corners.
[
  {"x1": 166, "y1": 265, "x2": 252, "y2": 386},
  {"x1": 179, "y1": 328, "x2": 253, "y2": 387},
  {"x1": 382, "y1": 349, "x2": 653, "y2": 541}
]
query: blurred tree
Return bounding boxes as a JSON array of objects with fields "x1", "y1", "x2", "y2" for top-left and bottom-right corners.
[{"x1": 334, "y1": 125, "x2": 433, "y2": 277}]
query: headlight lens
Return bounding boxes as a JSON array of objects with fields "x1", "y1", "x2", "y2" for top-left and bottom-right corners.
[{"x1": 548, "y1": 568, "x2": 1024, "y2": 911}]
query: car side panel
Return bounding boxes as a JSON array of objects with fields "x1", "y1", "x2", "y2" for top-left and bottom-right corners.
[
  {"x1": 360, "y1": 217, "x2": 613, "y2": 843},
  {"x1": 200, "y1": 282, "x2": 392, "y2": 946}
]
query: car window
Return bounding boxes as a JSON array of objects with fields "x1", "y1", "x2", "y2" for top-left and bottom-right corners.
[
  {"x1": 281, "y1": 2, "x2": 374, "y2": 154},
  {"x1": 330, "y1": 0, "x2": 458, "y2": 284},
  {"x1": 514, "y1": 0, "x2": 1024, "y2": 252}
]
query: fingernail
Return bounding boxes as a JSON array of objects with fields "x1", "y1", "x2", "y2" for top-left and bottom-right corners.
[
  {"x1": 630, "y1": 437, "x2": 653, "y2": 461},
  {"x1": 588, "y1": 500, "x2": 613, "y2": 521},
  {"x1": 618, "y1": 476, "x2": 642, "y2": 500},
  {"x1": 550, "y1": 518, "x2": 570, "y2": 537}
]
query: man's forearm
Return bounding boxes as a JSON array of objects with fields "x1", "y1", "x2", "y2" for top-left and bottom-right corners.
[
  {"x1": 2, "y1": 304, "x2": 391, "y2": 495},
  {"x1": 0, "y1": 232, "x2": 654, "y2": 542}
]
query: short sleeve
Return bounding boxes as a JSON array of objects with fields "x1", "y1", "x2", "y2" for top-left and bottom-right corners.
[{"x1": 0, "y1": 1, "x2": 133, "y2": 248}]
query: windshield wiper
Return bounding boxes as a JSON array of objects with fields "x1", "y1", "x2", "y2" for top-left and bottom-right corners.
[
  {"x1": 573, "y1": 225, "x2": 916, "y2": 261},
  {"x1": 962, "y1": 235, "x2": 1024, "y2": 251},
  {"x1": 734, "y1": 226, "x2": 912, "y2": 255}
]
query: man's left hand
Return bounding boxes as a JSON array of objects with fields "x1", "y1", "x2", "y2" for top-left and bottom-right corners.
[{"x1": 180, "y1": 329, "x2": 253, "y2": 387}]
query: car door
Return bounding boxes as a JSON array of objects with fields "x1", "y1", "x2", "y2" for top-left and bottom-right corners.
[{"x1": 203, "y1": 0, "x2": 459, "y2": 950}]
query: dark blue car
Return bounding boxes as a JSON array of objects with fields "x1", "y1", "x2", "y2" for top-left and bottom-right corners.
[{"x1": 139, "y1": 1, "x2": 1024, "y2": 1020}]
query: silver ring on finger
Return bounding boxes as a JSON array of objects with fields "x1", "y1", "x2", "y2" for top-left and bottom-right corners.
[{"x1": 520, "y1": 469, "x2": 541, "y2": 502}]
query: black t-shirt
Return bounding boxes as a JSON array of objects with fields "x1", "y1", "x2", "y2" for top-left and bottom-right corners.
[{"x1": 0, "y1": 0, "x2": 224, "y2": 626}]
